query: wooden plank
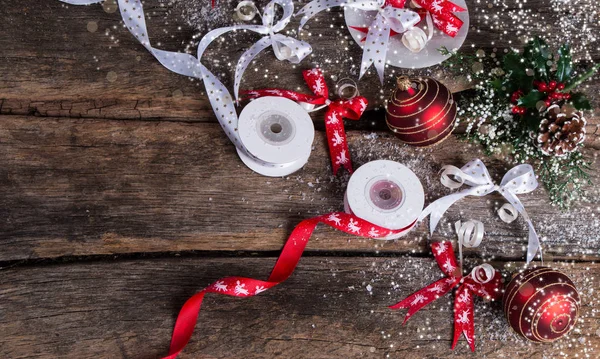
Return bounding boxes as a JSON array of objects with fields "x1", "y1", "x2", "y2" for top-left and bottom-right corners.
[
  {"x1": 1, "y1": 116, "x2": 598, "y2": 262},
  {"x1": 2, "y1": 0, "x2": 599, "y2": 138},
  {"x1": 0, "y1": 257, "x2": 598, "y2": 358}
]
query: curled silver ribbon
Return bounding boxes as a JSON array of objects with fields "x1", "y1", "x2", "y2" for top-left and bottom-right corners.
[
  {"x1": 419, "y1": 159, "x2": 542, "y2": 264},
  {"x1": 454, "y1": 220, "x2": 484, "y2": 273},
  {"x1": 198, "y1": 0, "x2": 312, "y2": 100},
  {"x1": 470, "y1": 263, "x2": 495, "y2": 284}
]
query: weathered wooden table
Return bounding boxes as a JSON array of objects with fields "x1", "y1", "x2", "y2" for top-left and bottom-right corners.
[{"x1": 1, "y1": 1, "x2": 599, "y2": 358}]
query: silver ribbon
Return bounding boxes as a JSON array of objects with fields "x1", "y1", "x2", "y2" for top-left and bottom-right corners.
[
  {"x1": 297, "y1": 0, "x2": 420, "y2": 83},
  {"x1": 454, "y1": 219, "x2": 484, "y2": 272},
  {"x1": 418, "y1": 159, "x2": 542, "y2": 263},
  {"x1": 58, "y1": 0, "x2": 297, "y2": 170},
  {"x1": 198, "y1": 0, "x2": 312, "y2": 100}
]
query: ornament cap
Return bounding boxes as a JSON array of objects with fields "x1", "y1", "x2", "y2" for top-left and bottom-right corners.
[{"x1": 396, "y1": 76, "x2": 412, "y2": 91}]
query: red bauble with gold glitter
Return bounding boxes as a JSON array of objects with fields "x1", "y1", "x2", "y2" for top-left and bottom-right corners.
[
  {"x1": 385, "y1": 76, "x2": 457, "y2": 146},
  {"x1": 503, "y1": 267, "x2": 580, "y2": 343}
]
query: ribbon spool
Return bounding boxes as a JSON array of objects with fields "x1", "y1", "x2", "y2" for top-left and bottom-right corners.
[
  {"x1": 237, "y1": 97, "x2": 315, "y2": 176},
  {"x1": 344, "y1": 160, "x2": 425, "y2": 239}
]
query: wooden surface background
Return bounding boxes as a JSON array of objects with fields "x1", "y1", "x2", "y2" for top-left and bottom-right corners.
[{"x1": 1, "y1": 0, "x2": 599, "y2": 358}]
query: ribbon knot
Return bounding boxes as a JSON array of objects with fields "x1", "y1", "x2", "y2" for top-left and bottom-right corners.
[
  {"x1": 198, "y1": 0, "x2": 312, "y2": 100},
  {"x1": 412, "y1": 0, "x2": 465, "y2": 37},
  {"x1": 390, "y1": 241, "x2": 502, "y2": 351},
  {"x1": 418, "y1": 159, "x2": 542, "y2": 263},
  {"x1": 242, "y1": 68, "x2": 368, "y2": 174}
]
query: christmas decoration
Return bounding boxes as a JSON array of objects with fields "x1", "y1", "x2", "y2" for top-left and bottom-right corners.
[
  {"x1": 418, "y1": 159, "x2": 541, "y2": 263},
  {"x1": 197, "y1": 0, "x2": 312, "y2": 100},
  {"x1": 504, "y1": 267, "x2": 580, "y2": 343},
  {"x1": 441, "y1": 36, "x2": 598, "y2": 208},
  {"x1": 385, "y1": 76, "x2": 457, "y2": 146},
  {"x1": 390, "y1": 241, "x2": 503, "y2": 351},
  {"x1": 160, "y1": 161, "x2": 422, "y2": 359},
  {"x1": 536, "y1": 104, "x2": 587, "y2": 157},
  {"x1": 242, "y1": 68, "x2": 368, "y2": 174}
]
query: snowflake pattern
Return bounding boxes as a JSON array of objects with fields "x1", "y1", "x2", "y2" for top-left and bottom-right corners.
[
  {"x1": 427, "y1": 283, "x2": 445, "y2": 294},
  {"x1": 430, "y1": 0, "x2": 444, "y2": 13},
  {"x1": 313, "y1": 77, "x2": 325, "y2": 94},
  {"x1": 213, "y1": 280, "x2": 228, "y2": 292},
  {"x1": 255, "y1": 285, "x2": 267, "y2": 295},
  {"x1": 456, "y1": 309, "x2": 471, "y2": 324},
  {"x1": 443, "y1": 258, "x2": 455, "y2": 273},
  {"x1": 331, "y1": 130, "x2": 344, "y2": 146},
  {"x1": 358, "y1": 98, "x2": 367, "y2": 112},
  {"x1": 347, "y1": 218, "x2": 361, "y2": 233},
  {"x1": 307, "y1": 68, "x2": 321, "y2": 76},
  {"x1": 435, "y1": 242, "x2": 447, "y2": 255},
  {"x1": 326, "y1": 112, "x2": 340, "y2": 125},
  {"x1": 457, "y1": 290, "x2": 470, "y2": 304},
  {"x1": 335, "y1": 149, "x2": 349, "y2": 165},
  {"x1": 234, "y1": 281, "x2": 249, "y2": 295},
  {"x1": 288, "y1": 92, "x2": 300, "y2": 100},
  {"x1": 368, "y1": 227, "x2": 380, "y2": 237},
  {"x1": 266, "y1": 89, "x2": 282, "y2": 96},
  {"x1": 410, "y1": 293, "x2": 428, "y2": 306},
  {"x1": 445, "y1": 23, "x2": 459, "y2": 35},
  {"x1": 327, "y1": 213, "x2": 342, "y2": 226}
]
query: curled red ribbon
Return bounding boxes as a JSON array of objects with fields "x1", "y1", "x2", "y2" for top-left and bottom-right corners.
[
  {"x1": 414, "y1": 0, "x2": 465, "y2": 37},
  {"x1": 162, "y1": 212, "x2": 415, "y2": 359},
  {"x1": 389, "y1": 241, "x2": 502, "y2": 351},
  {"x1": 242, "y1": 68, "x2": 368, "y2": 174}
]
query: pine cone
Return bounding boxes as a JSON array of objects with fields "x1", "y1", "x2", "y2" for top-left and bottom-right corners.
[{"x1": 536, "y1": 104, "x2": 586, "y2": 157}]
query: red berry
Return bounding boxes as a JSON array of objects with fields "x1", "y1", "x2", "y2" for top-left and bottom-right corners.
[
  {"x1": 549, "y1": 80, "x2": 557, "y2": 90},
  {"x1": 557, "y1": 83, "x2": 565, "y2": 90},
  {"x1": 545, "y1": 100, "x2": 552, "y2": 107},
  {"x1": 512, "y1": 106, "x2": 521, "y2": 114},
  {"x1": 564, "y1": 93, "x2": 571, "y2": 100},
  {"x1": 538, "y1": 82, "x2": 548, "y2": 92},
  {"x1": 519, "y1": 107, "x2": 527, "y2": 115}
]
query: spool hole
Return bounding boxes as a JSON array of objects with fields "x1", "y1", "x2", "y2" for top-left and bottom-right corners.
[
  {"x1": 369, "y1": 179, "x2": 403, "y2": 211},
  {"x1": 270, "y1": 123, "x2": 283, "y2": 134}
]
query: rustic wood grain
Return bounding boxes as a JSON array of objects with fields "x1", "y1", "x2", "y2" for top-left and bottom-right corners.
[
  {"x1": 1, "y1": 116, "x2": 598, "y2": 262},
  {"x1": 0, "y1": 257, "x2": 597, "y2": 359},
  {"x1": 1, "y1": 0, "x2": 599, "y2": 145}
]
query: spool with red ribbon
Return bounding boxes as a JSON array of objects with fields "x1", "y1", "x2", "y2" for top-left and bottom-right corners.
[
  {"x1": 160, "y1": 160, "x2": 424, "y2": 358},
  {"x1": 243, "y1": 68, "x2": 368, "y2": 174}
]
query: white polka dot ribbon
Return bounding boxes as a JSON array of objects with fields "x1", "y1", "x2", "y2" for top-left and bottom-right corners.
[
  {"x1": 297, "y1": 0, "x2": 421, "y2": 83},
  {"x1": 197, "y1": 0, "x2": 312, "y2": 100},
  {"x1": 58, "y1": 0, "x2": 298, "y2": 170},
  {"x1": 454, "y1": 220, "x2": 483, "y2": 271},
  {"x1": 418, "y1": 159, "x2": 542, "y2": 264}
]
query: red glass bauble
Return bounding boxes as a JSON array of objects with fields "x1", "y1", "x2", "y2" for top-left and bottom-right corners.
[
  {"x1": 503, "y1": 267, "x2": 580, "y2": 343},
  {"x1": 385, "y1": 76, "x2": 457, "y2": 147}
]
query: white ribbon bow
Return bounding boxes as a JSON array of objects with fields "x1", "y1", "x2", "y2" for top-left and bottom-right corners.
[
  {"x1": 198, "y1": 0, "x2": 312, "y2": 100},
  {"x1": 58, "y1": 0, "x2": 283, "y2": 169},
  {"x1": 418, "y1": 159, "x2": 542, "y2": 263},
  {"x1": 297, "y1": 0, "x2": 421, "y2": 83}
]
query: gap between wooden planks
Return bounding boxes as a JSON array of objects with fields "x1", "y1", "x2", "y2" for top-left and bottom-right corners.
[
  {"x1": 0, "y1": 257, "x2": 598, "y2": 359},
  {"x1": 0, "y1": 116, "x2": 598, "y2": 263}
]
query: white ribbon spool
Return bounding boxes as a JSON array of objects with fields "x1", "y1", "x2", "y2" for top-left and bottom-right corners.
[
  {"x1": 237, "y1": 97, "x2": 315, "y2": 177},
  {"x1": 344, "y1": 160, "x2": 425, "y2": 239},
  {"x1": 336, "y1": 78, "x2": 360, "y2": 100}
]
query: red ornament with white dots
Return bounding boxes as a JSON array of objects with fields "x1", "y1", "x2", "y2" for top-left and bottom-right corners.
[{"x1": 503, "y1": 266, "x2": 580, "y2": 343}]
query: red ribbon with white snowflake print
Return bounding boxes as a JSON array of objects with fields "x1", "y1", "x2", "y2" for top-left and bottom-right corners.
[
  {"x1": 242, "y1": 68, "x2": 368, "y2": 174},
  {"x1": 161, "y1": 212, "x2": 415, "y2": 359},
  {"x1": 413, "y1": 0, "x2": 465, "y2": 37},
  {"x1": 389, "y1": 241, "x2": 502, "y2": 351}
]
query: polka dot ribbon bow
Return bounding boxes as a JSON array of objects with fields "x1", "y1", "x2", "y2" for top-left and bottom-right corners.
[
  {"x1": 197, "y1": 0, "x2": 312, "y2": 100},
  {"x1": 242, "y1": 68, "x2": 368, "y2": 174},
  {"x1": 418, "y1": 159, "x2": 542, "y2": 263},
  {"x1": 298, "y1": 0, "x2": 421, "y2": 83},
  {"x1": 159, "y1": 212, "x2": 416, "y2": 358},
  {"x1": 389, "y1": 241, "x2": 503, "y2": 352}
]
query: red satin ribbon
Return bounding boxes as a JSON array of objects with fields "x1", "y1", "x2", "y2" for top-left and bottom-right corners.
[
  {"x1": 389, "y1": 241, "x2": 502, "y2": 351},
  {"x1": 242, "y1": 68, "x2": 368, "y2": 174},
  {"x1": 414, "y1": 0, "x2": 465, "y2": 37},
  {"x1": 162, "y1": 212, "x2": 416, "y2": 358}
]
